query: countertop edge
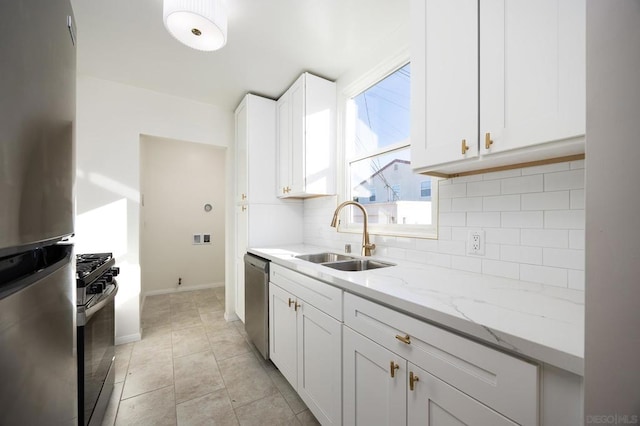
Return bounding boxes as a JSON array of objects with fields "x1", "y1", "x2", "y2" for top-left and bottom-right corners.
[{"x1": 248, "y1": 246, "x2": 585, "y2": 376}]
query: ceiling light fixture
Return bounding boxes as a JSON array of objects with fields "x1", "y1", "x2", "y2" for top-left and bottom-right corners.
[{"x1": 163, "y1": 0, "x2": 227, "y2": 51}]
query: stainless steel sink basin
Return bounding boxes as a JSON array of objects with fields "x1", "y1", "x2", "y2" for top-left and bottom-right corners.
[
  {"x1": 295, "y1": 252, "x2": 356, "y2": 264},
  {"x1": 322, "y1": 259, "x2": 395, "y2": 271}
]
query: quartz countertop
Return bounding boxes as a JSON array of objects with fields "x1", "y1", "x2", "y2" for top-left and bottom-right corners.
[{"x1": 248, "y1": 244, "x2": 584, "y2": 376}]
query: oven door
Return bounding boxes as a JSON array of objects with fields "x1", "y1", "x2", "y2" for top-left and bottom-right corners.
[{"x1": 78, "y1": 284, "x2": 117, "y2": 426}]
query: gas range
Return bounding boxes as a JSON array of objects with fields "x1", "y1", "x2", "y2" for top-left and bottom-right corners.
[{"x1": 76, "y1": 253, "x2": 119, "y2": 308}]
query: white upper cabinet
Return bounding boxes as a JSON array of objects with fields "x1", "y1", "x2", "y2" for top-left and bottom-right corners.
[
  {"x1": 277, "y1": 72, "x2": 337, "y2": 198},
  {"x1": 411, "y1": 0, "x2": 586, "y2": 176}
]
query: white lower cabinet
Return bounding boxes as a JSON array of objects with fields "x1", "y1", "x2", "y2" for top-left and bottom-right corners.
[
  {"x1": 269, "y1": 266, "x2": 342, "y2": 425},
  {"x1": 343, "y1": 292, "x2": 538, "y2": 426}
]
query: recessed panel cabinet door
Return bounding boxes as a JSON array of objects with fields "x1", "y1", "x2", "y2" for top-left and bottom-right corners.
[
  {"x1": 235, "y1": 99, "x2": 248, "y2": 203},
  {"x1": 276, "y1": 92, "x2": 291, "y2": 197},
  {"x1": 297, "y1": 301, "x2": 342, "y2": 425},
  {"x1": 411, "y1": 0, "x2": 479, "y2": 169},
  {"x1": 343, "y1": 326, "x2": 406, "y2": 426},
  {"x1": 269, "y1": 283, "x2": 298, "y2": 387},
  {"x1": 289, "y1": 77, "x2": 305, "y2": 195},
  {"x1": 407, "y1": 364, "x2": 518, "y2": 426},
  {"x1": 480, "y1": 0, "x2": 586, "y2": 155}
]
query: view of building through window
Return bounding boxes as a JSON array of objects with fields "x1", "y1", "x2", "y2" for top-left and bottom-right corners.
[{"x1": 346, "y1": 63, "x2": 435, "y2": 228}]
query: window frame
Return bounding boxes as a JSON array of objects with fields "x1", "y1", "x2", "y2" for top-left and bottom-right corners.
[{"x1": 336, "y1": 54, "x2": 439, "y2": 239}]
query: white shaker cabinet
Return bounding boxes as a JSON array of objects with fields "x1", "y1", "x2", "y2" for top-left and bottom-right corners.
[
  {"x1": 276, "y1": 72, "x2": 336, "y2": 198},
  {"x1": 343, "y1": 292, "x2": 538, "y2": 426},
  {"x1": 411, "y1": 0, "x2": 585, "y2": 176},
  {"x1": 269, "y1": 265, "x2": 342, "y2": 425},
  {"x1": 233, "y1": 94, "x2": 303, "y2": 321}
]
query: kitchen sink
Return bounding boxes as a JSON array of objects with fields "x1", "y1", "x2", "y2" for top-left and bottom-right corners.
[
  {"x1": 322, "y1": 259, "x2": 395, "y2": 271},
  {"x1": 295, "y1": 252, "x2": 356, "y2": 263}
]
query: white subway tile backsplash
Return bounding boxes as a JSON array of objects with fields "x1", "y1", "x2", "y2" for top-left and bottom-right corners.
[
  {"x1": 501, "y1": 175, "x2": 543, "y2": 195},
  {"x1": 569, "y1": 230, "x2": 585, "y2": 250},
  {"x1": 570, "y1": 189, "x2": 585, "y2": 210},
  {"x1": 521, "y1": 229, "x2": 569, "y2": 248},
  {"x1": 543, "y1": 248, "x2": 585, "y2": 270},
  {"x1": 467, "y1": 212, "x2": 501, "y2": 227},
  {"x1": 439, "y1": 183, "x2": 467, "y2": 199},
  {"x1": 439, "y1": 212, "x2": 466, "y2": 227},
  {"x1": 568, "y1": 270, "x2": 585, "y2": 291},
  {"x1": 521, "y1": 191, "x2": 569, "y2": 211},
  {"x1": 544, "y1": 169, "x2": 585, "y2": 191},
  {"x1": 482, "y1": 259, "x2": 519, "y2": 279},
  {"x1": 427, "y1": 252, "x2": 452, "y2": 268},
  {"x1": 501, "y1": 211, "x2": 543, "y2": 228},
  {"x1": 303, "y1": 160, "x2": 585, "y2": 292},
  {"x1": 452, "y1": 255, "x2": 482, "y2": 273},
  {"x1": 481, "y1": 169, "x2": 522, "y2": 180},
  {"x1": 520, "y1": 264, "x2": 568, "y2": 287},
  {"x1": 452, "y1": 197, "x2": 483, "y2": 212},
  {"x1": 521, "y1": 162, "x2": 570, "y2": 175},
  {"x1": 438, "y1": 240, "x2": 466, "y2": 255},
  {"x1": 485, "y1": 228, "x2": 520, "y2": 245},
  {"x1": 500, "y1": 245, "x2": 543, "y2": 265},
  {"x1": 570, "y1": 159, "x2": 585, "y2": 170},
  {"x1": 545, "y1": 210, "x2": 585, "y2": 230},
  {"x1": 467, "y1": 180, "x2": 501, "y2": 197},
  {"x1": 483, "y1": 194, "x2": 521, "y2": 212}
]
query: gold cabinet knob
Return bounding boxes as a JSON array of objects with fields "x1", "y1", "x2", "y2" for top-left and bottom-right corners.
[
  {"x1": 241, "y1": 205, "x2": 247, "y2": 212},
  {"x1": 241, "y1": 193, "x2": 247, "y2": 200},
  {"x1": 288, "y1": 298, "x2": 294, "y2": 308},
  {"x1": 294, "y1": 302, "x2": 301, "y2": 312},
  {"x1": 390, "y1": 361, "x2": 400, "y2": 378},
  {"x1": 461, "y1": 139, "x2": 469, "y2": 155},
  {"x1": 282, "y1": 187, "x2": 287, "y2": 194},
  {"x1": 395, "y1": 334, "x2": 411, "y2": 345},
  {"x1": 409, "y1": 371, "x2": 419, "y2": 391},
  {"x1": 485, "y1": 132, "x2": 493, "y2": 150}
]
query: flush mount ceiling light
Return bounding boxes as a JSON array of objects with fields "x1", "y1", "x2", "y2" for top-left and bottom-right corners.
[{"x1": 163, "y1": 0, "x2": 227, "y2": 51}]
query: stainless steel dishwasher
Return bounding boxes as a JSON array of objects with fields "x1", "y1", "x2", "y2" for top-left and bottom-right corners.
[{"x1": 244, "y1": 253, "x2": 270, "y2": 359}]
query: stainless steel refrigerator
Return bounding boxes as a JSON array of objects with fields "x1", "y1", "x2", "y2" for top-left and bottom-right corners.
[{"x1": 0, "y1": 0, "x2": 78, "y2": 424}]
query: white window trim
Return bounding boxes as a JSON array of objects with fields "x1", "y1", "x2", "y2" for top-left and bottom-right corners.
[{"x1": 335, "y1": 50, "x2": 439, "y2": 240}]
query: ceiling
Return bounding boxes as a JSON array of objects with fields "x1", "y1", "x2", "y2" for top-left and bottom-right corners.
[{"x1": 70, "y1": 0, "x2": 410, "y2": 111}]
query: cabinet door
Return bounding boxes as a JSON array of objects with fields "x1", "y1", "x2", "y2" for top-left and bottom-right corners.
[
  {"x1": 276, "y1": 91, "x2": 291, "y2": 197},
  {"x1": 343, "y1": 326, "x2": 406, "y2": 426},
  {"x1": 411, "y1": 0, "x2": 478, "y2": 170},
  {"x1": 480, "y1": 0, "x2": 585, "y2": 155},
  {"x1": 297, "y1": 301, "x2": 342, "y2": 425},
  {"x1": 289, "y1": 76, "x2": 305, "y2": 195},
  {"x1": 407, "y1": 364, "x2": 517, "y2": 426},
  {"x1": 235, "y1": 98, "x2": 248, "y2": 203},
  {"x1": 269, "y1": 282, "x2": 298, "y2": 387}
]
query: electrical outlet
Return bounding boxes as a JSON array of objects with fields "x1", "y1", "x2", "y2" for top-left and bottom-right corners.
[
  {"x1": 467, "y1": 230, "x2": 485, "y2": 255},
  {"x1": 193, "y1": 234, "x2": 202, "y2": 245}
]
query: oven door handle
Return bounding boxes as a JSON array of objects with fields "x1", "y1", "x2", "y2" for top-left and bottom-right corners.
[{"x1": 78, "y1": 284, "x2": 118, "y2": 326}]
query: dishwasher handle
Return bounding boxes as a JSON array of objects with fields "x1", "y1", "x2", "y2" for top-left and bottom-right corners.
[{"x1": 244, "y1": 253, "x2": 269, "y2": 272}]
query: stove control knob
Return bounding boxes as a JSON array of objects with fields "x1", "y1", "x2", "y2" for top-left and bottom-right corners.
[
  {"x1": 110, "y1": 267, "x2": 120, "y2": 277},
  {"x1": 104, "y1": 274, "x2": 113, "y2": 283}
]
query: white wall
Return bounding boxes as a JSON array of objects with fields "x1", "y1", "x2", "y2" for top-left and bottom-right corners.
[
  {"x1": 305, "y1": 160, "x2": 586, "y2": 290},
  {"x1": 75, "y1": 76, "x2": 233, "y2": 344},
  {"x1": 585, "y1": 1, "x2": 640, "y2": 420},
  {"x1": 140, "y1": 135, "x2": 226, "y2": 295}
]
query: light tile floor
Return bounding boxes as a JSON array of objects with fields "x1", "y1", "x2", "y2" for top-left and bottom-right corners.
[{"x1": 101, "y1": 287, "x2": 320, "y2": 426}]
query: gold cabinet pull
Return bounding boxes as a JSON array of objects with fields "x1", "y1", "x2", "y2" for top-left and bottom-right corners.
[
  {"x1": 294, "y1": 302, "x2": 301, "y2": 312},
  {"x1": 288, "y1": 298, "x2": 294, "y2": 308},
  {"x1": 485, "y1": 132, "x2": 493, "y2": 150},
  {"x1": 241, "y1": 205, "x2": 247, "y2": 212},
  {"x1": 395, "y1": 334, "x2": 411, "y2": 345},
  {"x1": 286, "y1": 186, "x2": 292, "y2": 193},
  {"x1": 241, "y1": 193, "x2": 247, "y2": 200},
  {"x1": 461, "y1": 139, "x2": 469, "y2": 155},
  {"x1": 390, "y1": 361, "x2": 399, "y2": 378},
  {"x1": 282, "y1": 187, "x2": 287, "y2": 194},
  {"x1": 409, "y1": 371, "x2": 419, "y2": 391}
]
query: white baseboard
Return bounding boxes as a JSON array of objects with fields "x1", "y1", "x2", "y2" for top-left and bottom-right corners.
[
  {"x1": 141, "y1": 282, "x2": 224, "y2": 312},
  {"x1": 116, "y1": 332, "x2": 141, "y2": 345},
  {"x1": 224, "y1": 311, "x2": 240, "y2": 322}
]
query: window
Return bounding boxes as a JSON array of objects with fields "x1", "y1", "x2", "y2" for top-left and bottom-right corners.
[{"x1": 341, "y1": 62, "x2": 438, "y2": 238}]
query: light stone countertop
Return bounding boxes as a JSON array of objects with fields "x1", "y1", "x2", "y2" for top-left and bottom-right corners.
[{"x1": 248, "y1": 244, "x2": 584, "y2": 376}]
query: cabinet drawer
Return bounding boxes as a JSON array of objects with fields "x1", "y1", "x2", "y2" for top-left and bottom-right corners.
[
  {"x1": 344, "y1": 292, "x2": 538, "y2": 426},
  {"x1": 270, "y1": 264, "x2": 342, "y2": 320}
]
